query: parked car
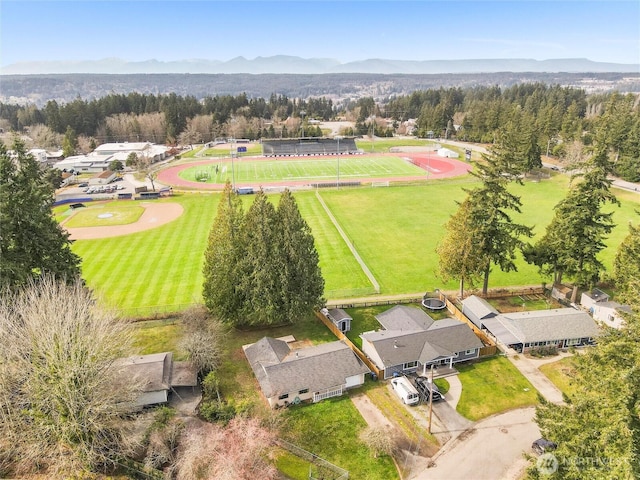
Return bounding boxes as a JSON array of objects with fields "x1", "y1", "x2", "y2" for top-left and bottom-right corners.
[
  {"x1": 390, "y1": 376, "x2": 420, "y2": 405},
  {"x1": 415, "y1": 376, "x2": 444, "y2": 402},
  {"x1": 532, "y1": 438, "x2": 557, "y2": 455},
  {"x1": 78, "y1": 182, "x2": 88, "y2": 188}
]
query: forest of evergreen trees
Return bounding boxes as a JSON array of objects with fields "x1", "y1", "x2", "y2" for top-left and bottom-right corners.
[{"x1": 1, "y1": 84, "x2": 638, "y2": 180}]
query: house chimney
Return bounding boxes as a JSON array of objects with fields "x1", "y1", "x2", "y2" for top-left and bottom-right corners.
[{"x1": 394, "y1": 340, "x2": 398, "y2": 349}]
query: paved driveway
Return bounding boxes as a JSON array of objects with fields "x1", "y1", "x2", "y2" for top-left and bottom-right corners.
[
  {"x1": 506, "y1": 351, "x2": 572, "y2": 405},
  {"x1": 409, "y1": 407, "x2": 539, "y2": 480}
]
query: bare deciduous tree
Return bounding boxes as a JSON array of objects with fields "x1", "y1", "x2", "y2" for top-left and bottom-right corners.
[
  {"x1": 0, "y1": 276, "x2": 139, "y2": 476},
  {"x1": 360, "y1": 426, "x2": 400, "y2": 458},
  {"x1": 175, "y1": 417, "x2": 278, "y2": 480},
  {"x1": 26, "y1": 124, "x2": 63, "y2": 150},
  {"x1": 179, "y1": 306, "x2": 226, "y2": 375}
]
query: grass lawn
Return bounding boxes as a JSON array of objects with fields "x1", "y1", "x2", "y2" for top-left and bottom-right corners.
[
  {"x1": 72, "y1": 195, "x2": 216, "y2": 316},
  {"x1": 295, "y1": 192, "x2": 374, "y2": 297},
  {"x1": 63, "y1": 202, "x2": 144, "y2": 227},
  {"x1": 434, "y1": 378, "x2": 450, "y2": 394},
  {"x1": 344, "y1": 305, "x2": 389, "y2": 348},
  {"x1": 538, "y1": 356, "x2": 580, "y2": 399},
  {"x1": 283, "y1": 395, "x2": 398, "y2": 480},
  {"x1": 487, "y1": 295, "x2": 562, "y2": 313},
  {"x1": 67, "y1": 173, "x2": 640, "y2": 314},
  {"x1": 178, "y1": 155, "x2": 426, "y2": 184},
  {"x1": 131, "y1": 319, "x2": 188, "y2": 360},
  {"x1": 456, "y1": 356, "x2": 539, "y2": 421}
]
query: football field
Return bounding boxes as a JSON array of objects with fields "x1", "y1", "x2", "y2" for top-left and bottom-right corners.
[{"x1": 178, "y1": 155, "x2": 427, "y2": 184}]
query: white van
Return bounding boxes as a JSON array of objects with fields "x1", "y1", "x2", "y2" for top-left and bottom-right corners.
[{"x1": 391, "y1": 376, "x2": 420, "y2": 405}]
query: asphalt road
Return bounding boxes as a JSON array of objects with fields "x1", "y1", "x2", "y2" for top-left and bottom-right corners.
[{"x1": 409, "y1": 407, "x2": 539, "y2": 480}]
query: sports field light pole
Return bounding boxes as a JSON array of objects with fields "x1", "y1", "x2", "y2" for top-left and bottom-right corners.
[
  {"x1": 336, "y1": 135, "x2": 343, "y2": 189},
  {"x1": 230, "y1": 138, "x2": 236, "y2": 191}
]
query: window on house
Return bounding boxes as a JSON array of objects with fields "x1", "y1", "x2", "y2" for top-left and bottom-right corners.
[
  {"x1": 299, "y1": 389, "x2": 309, "y2": 395},
  {"x1": 403, "y1": 361, "x2": 418, "y2": 369},
  {"x1": 465, "y1": 349, "x2": 476, "y2": 355},
  {"x1": 278, "y1": 393, "x2": 289, "y2": 400},
  {"x1": 566, "y1": 338, "x2": 580, "y2": 346}
]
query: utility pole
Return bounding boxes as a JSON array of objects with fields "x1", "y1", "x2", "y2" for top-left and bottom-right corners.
[{"x1": 428, "y1": 364, "x2": 434, "y2": 434}]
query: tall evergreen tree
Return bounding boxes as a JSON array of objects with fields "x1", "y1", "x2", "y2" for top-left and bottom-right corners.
[
  {"x1": 237, "y1": 190, "x2": 281, "y2": 326},
  {"x1": 0, "y1": 139, "x2": 81, "y2": 289},
  {"x1": 202, "y1": 187, "x2": 325, "y2": 327},
  {"x1": 61, "y1": 126, "x2": 78, "y2": 157},
  {"x1": 613, "y1": 213, "x2": 640, "y2": 304},
  {"x1": 202, "y1": 181, "x2": 245, "y2": 323},
  {"x1": 490, "y1": 111, "x2": 542, "y2": 173},
  {"x1": 467, "y1": 152, "x2": 533, "y2": 295},
  {"x1": 529, "y1": 295, "x2": 640, "y2": 479},
  {"x1": 436, "y1": 196, "x2": 486, "y2": 297},
  {"x1": 276, "y1": 189, "x2": 324, "y2": 319},
  {"x1": 526, "y1": 144, "x2": 618, "y2": 301}
]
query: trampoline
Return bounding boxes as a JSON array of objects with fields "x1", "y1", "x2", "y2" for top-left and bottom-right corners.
[{"x1": 422, "y1": 297, "x2": 446, "y2": 310}]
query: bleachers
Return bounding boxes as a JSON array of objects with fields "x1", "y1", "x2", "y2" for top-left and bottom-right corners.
[{"x1": 262, "y1": 137, "x2": 359, "y2": 157}]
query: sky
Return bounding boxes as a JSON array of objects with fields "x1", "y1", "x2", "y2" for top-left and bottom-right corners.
[{"x1": 1, "y1": 0, "x2": 639, "y2": 68}]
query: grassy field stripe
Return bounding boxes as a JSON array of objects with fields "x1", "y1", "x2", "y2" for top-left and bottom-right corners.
[{"x1": 315, "y1": 190, "x2": 380, "y2": 294}]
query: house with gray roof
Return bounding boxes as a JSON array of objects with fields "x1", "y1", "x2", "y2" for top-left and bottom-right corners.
[
  {"x1": 115, "y1": 352, "x2": 198, "y2": 409},
  {"x1": 360, "y1": 305, "x2": 484, "y2": 379},
  {"x1": 243, "y1": 337, "x2": 369, "y2": 408},
  {"x1": 461, "y1": 295, "x2": 499, "y2": 328},
  {"x1": 481, "y1": 308, "x2": 599, "y2": 352}
]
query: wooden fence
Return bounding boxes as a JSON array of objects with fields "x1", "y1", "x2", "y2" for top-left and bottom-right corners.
[
  {"x1": 476, "y1": 287, "x2": 545, "y2": 299},
  {"x1": 315, "y1": 312, "x2": 382, "y2": 378}
]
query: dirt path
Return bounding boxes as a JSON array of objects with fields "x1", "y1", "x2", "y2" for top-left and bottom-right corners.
[{"x1": 64, "y1": 202, "x2": 184, "y2": 240}]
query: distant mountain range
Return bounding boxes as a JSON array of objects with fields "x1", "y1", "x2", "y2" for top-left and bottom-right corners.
[{"x1": 2, "y1": 56, "x2": 639, "y2": 75}]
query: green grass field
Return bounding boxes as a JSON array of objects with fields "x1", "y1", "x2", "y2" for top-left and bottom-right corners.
[
  {"x1": 72, "y1": 195, "x2": 216, "y2": 315},
  {"x1": 178, "y1": 155, "x2": 427, "y2": 184},
  {"x1": 69, "y1": 175, "x2": 640, "y2": 314},
  {"x1": 456, "y1": 356, "x2": 539, "y2": 420},
  {"x1": 63, "y1": 203, "x2": 144, "y2": 227},
  {"x1": 538, "y1": 356, "x2": 580, "y2": 399}
]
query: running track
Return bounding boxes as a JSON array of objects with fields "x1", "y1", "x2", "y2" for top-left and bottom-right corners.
[{"x1": 157, "y1": 153, "x2": 472, "y2": 190}]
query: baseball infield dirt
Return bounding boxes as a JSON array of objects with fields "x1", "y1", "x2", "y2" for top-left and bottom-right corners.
[{"x1": 64, "y1": 202, "x2": 184, "y2": 240}]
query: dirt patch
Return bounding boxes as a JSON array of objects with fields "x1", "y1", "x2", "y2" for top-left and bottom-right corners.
[
  {"x1": 289, "y1": 339, "x2": 314, "y2": 349},
  {"x1": 64, "y1": 202, "x2": 184, "y2": 240}
]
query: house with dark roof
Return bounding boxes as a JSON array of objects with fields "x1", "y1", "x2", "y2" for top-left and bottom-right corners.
[
  {"x1": 360, "y1": 305, "x2": 484, "y2": 379},
  {"x1": 243, "y1": 337, "x2": 370, "y2": 408},
  {"x1": 461, "y1": 295, "x2": 499, "y2": 328},
  {"x1": 115, "y1": 352, "x2": 198, "y2": 409},
  {"x1": 477, "y1": 308, "x2": 599, "y2": 352}
]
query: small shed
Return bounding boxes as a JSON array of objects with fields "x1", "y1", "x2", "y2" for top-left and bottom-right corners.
[{"x1": 322, "y1": 308, "x2": 352, "y2": 333}]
